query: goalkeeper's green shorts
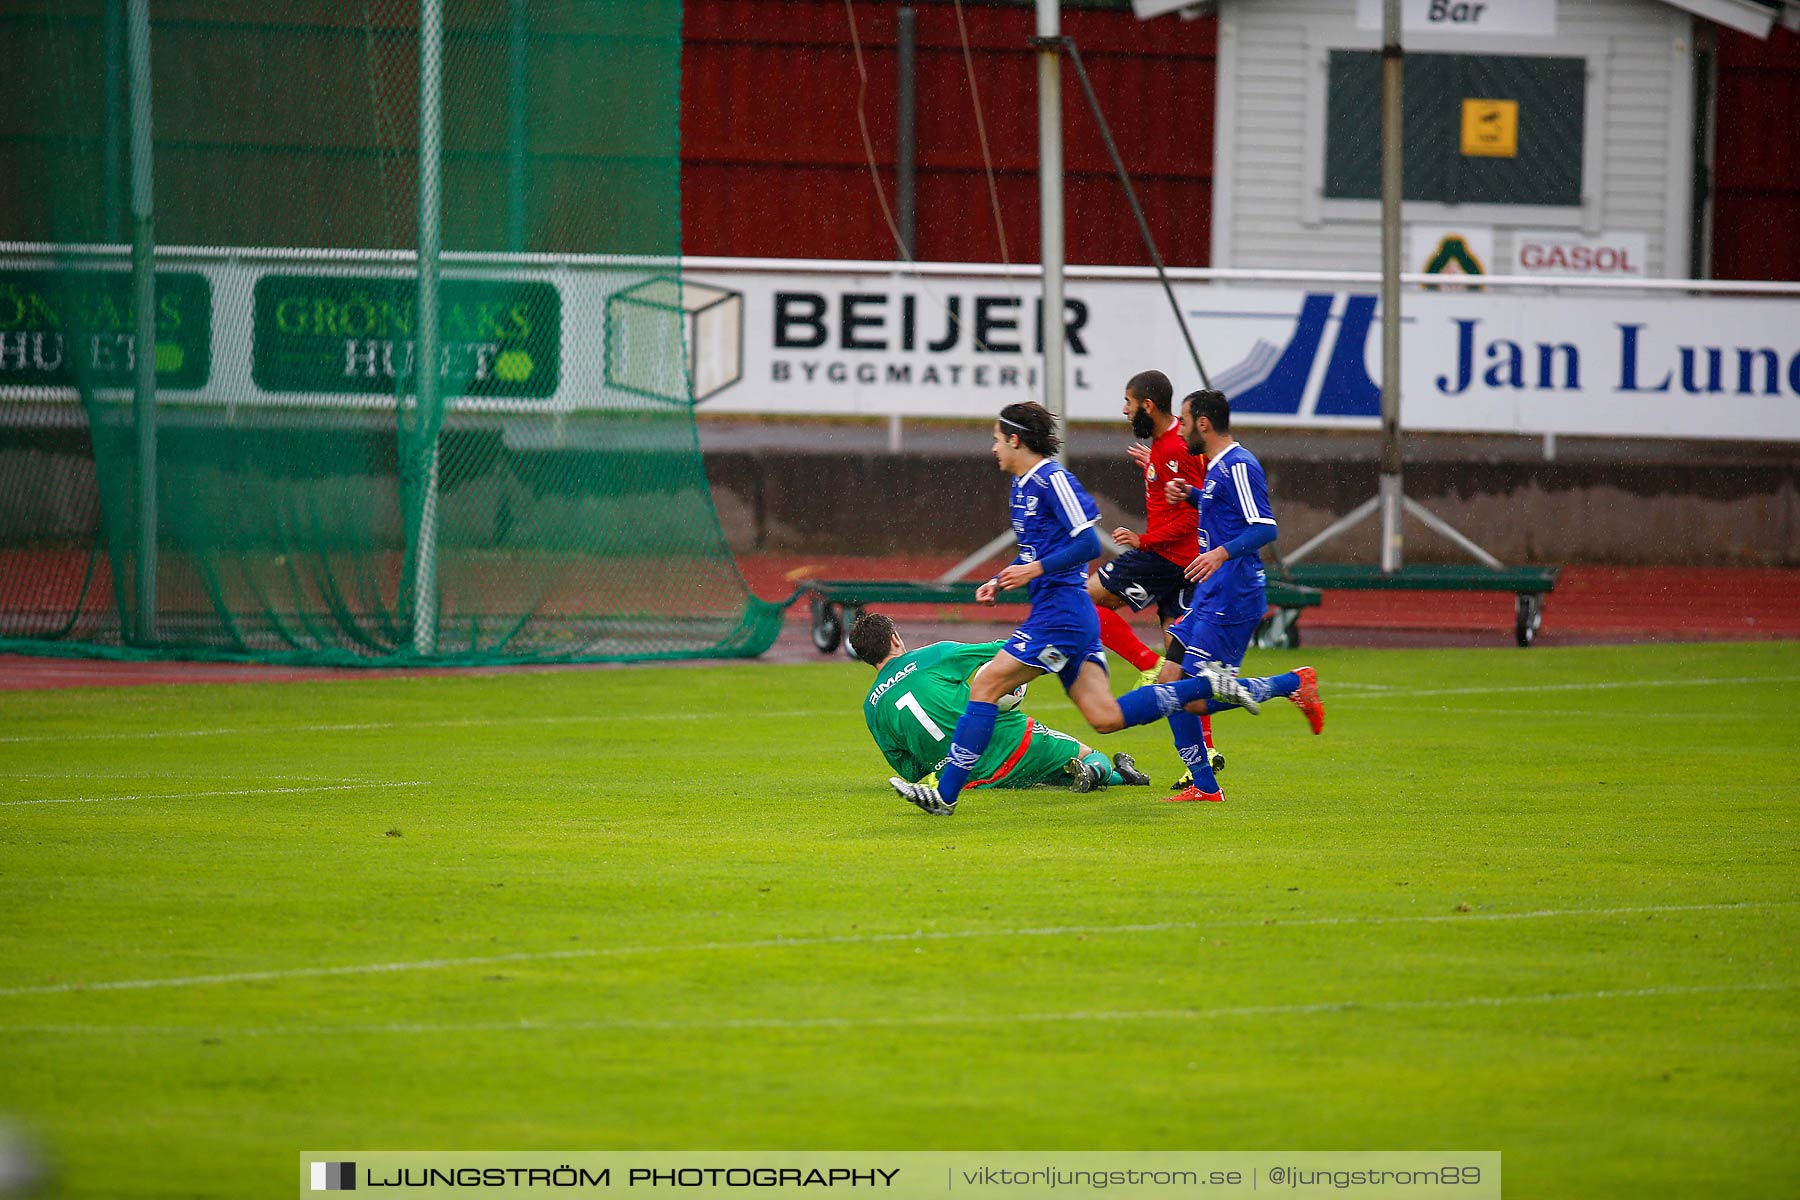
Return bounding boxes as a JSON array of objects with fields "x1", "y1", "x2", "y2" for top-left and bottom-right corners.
[{"x1": 980, "y1": 719, "x2": 1088, "y2": 789}]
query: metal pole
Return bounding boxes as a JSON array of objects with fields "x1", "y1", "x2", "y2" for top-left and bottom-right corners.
[
  {"x1": 507, "y1": 0, "x2": 528, "y2": 252},
  {"x1": 103, "y1": 0, "x2": 125, "y2": 243},
  {"x1": 1035, "y1": 0, "x2": 1065, "y2": 453},
  {"x1": 126, "y1": 0, "x2": 156, "y2": 644},
  {"x1": 892, "y1": 6, "x2": 916, "y2": 455},
  {"x1": 414, "y1": 0, "x2": 444, "y2": 655},
  {"x1": 896, "y1": 6, "x2": 917, "y2": 260},
  {"x1": 1063, "y1": 40, "x2": 1209, "y2": 390},
  {"x1": 1377, "y1": 0, "x2": 1404, "y2": 573}
]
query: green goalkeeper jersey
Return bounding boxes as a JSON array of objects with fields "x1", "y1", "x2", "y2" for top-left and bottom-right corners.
[{"x1": 863, "y1": 640, "x2": 1029, "y2": 785}]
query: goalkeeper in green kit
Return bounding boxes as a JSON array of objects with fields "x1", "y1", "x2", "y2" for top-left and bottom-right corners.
[{"x1": 849, "y1": 611, "x2": 1151, "y2": 798}]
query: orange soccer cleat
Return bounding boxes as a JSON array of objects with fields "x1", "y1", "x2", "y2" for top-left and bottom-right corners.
[
  {"x1": 1290, "y1": 665, "x2": 1324, "y2": 735},
  {"x1": 1162, "y1": 785, "x2": 1225, "y2": 803}
]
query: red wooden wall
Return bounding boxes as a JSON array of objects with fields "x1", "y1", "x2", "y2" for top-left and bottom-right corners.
[
  {"x1": 680, "y1": 1, "x2": 1218, "y2": 265},
  {"x1": 1711, "y1": 23, "x2": 1800, "y2": 281}
]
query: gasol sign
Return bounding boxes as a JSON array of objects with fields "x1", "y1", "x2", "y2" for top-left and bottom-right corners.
[
  {"x1": 0, "y1": 269, "x2": 211, "y2": 390},
  {"x1": 252, "y1": 274, "x2": 560, "y2": 398}
]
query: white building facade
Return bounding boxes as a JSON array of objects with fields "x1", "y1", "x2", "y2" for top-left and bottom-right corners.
[{"x1": 1208, "y1": 0, "x2": 1788, "y2": 276}]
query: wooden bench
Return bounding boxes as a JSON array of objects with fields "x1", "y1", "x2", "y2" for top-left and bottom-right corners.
[
  {"x1": 1277, "y1": 563, "x2": 1562, "y2": 647},
  {"x1": 806, "y1": 578, "x2": 1324, "y2": 657}
]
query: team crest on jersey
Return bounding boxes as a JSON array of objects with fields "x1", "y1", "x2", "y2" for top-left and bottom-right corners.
[
  {"x1": 1146, "y1": 464, "x2": 1157, "y2": 483},
  {"x1": 1025, "y1": 495, "x2": 1040, "y2": 515}
]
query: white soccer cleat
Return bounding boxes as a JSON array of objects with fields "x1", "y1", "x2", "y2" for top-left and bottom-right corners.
[
  {"x1": 889, "y1": 776, "x2": 955, "y2": 815},
  {"x1": 1199, "y1": 661, "x2": 1260, "y2": 714}
]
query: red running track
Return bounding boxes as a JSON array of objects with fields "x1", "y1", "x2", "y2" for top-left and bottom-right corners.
[
  {"x1": 3, "y1": 559, "x2": 1796, "y2": 691},
  {"x1": 736, "y1": 556, "x2": 1800, "y2": 639}
]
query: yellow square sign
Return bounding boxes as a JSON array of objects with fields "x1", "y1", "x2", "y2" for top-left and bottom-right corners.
[{"x1": 1461, "y1": 98, "x2": 1519, "y2": 158}]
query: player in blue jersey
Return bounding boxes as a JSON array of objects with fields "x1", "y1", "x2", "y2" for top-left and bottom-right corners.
[
  {"x1": 1155, "y1": 389, "x2": 1325, "y2": 803},
  {"x1": 888, "y1": 401, "x2": 1298, "y2": 817}
]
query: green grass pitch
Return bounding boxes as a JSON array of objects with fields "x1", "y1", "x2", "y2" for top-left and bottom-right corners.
[{"x1": 1, "y1": 641, "x2": 1796, "y2": 1198}]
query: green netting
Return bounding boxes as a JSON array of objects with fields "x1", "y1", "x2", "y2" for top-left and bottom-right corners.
[{"x1": 0, "y1": 0, "x2": 788, "y2": 665}]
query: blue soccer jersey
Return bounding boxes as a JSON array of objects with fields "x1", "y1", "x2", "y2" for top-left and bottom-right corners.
[
  {"x1": 1010, "y1": 458, "x2": 1101, "y2": 616},
  {"x1": 1189, "y1": 442, "x2": 1274, "y2": 622},
  {"x1": 1000, "y1": 457, "x2": 1107, "y2": 686}
]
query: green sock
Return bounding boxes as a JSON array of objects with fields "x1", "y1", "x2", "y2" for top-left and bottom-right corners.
[{"x1": 1082, "y1": 749, "x2": 1123, "y2": 787}]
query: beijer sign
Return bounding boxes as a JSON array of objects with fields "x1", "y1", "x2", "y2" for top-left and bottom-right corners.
[
  {"x1": 757, "y1": 286, "x2": 1101, "y2": 397},
  {"x1": 689, "y1": 268, "x2": 1800, "y2": 441}
]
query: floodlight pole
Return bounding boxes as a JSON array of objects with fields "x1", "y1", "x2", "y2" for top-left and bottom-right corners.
[
  {"x1": 943, "y1": 3, "x2": 1129, "y2": 583},
  {"x1": 1377, "y1": 0, "x2": 1404, "y2": 572},
  {"x1": 104, "y1": 0, "x2": 125, "y2": 242},
  {"x1": 1283, "y1": 0, "x2": 1498, "y2": 573},
  {"x1": 896, "y1": 7, "x2": 918, "y2": 259},
  {"x1": 1035, "y1": 0, "x2": 1066, "y2": 457},
  {"x1": 413, "y1": 0, "x2": 444, "y2": 656},
  {"x1": 126, "y1": 0, "x2": 157, "y2": 644},
  {"x1": 892, "y1": 5, "x2": 918, "y2": 453},
  {"x1": 507, "y1": 0, "x2": 528, "y2": 252}
]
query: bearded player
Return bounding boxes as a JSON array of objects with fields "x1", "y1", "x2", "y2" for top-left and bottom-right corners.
[{"x1": 1089, "y1": 369, "x2": 1224, "y2": 784}]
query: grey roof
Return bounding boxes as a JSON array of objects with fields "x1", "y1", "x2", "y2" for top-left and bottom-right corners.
[
  {"x1": 1657, "y1": 0, "x2": 1783, "y2": 38},
  {"x1": 1186, "y1": 0, "x2": 1790, "y2": 38}
]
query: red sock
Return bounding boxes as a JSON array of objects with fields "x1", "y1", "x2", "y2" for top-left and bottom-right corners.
[
  {"x1": 1201, "y1": 712, "x2": 1214, "y2": 748},
  {"x1": 1096, "y1": 605, "x2": 1160, "y2": 672}
]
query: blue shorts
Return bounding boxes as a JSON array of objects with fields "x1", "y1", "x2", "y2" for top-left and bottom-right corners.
[
  {"x1": 1095, "y1": 549, "x2": 1194, "y2": 622},
  {"x1": 1004, "y1": 613, "x2": 1107, "y2": 690},
  {"x1": 1166, "y1": 610, "x2": 1261, "y2": 675}
]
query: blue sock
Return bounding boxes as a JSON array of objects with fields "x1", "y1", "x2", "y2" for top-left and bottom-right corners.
[
  {"x1": 1168, "y1": 710, "x2": 1220, "y2": 793},
  {"x1": 1116, "y1": 675, "x2": 1214, "y2": 727},
  {"x1": 937, "y1": 701, "x2": 998, "y2": 806},
  {"x1": 1262, "y1": 671, "x2": 1301, "y2": 700},
  {"x1": 1200, "y1": 671, "x2": 1297, "y2": 712}
]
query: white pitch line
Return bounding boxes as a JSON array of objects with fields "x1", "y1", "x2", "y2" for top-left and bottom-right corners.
[
  {"x1": 1, "y1": 901, "x2": 1789, "y2": 999},
  {"x1": 1318, "y1": 674, "x2": 1800, "y2": 701},
  {"x1": 5, "y1": 677, "x2": 1790, "y2": 746},
  {"x1": 1364, "y1": 674, "x2": 1800, "y2": 701},
  {"x1": 1342, "y1": 706, "x2": 1768, "y2": 720},
  {"x1": 0, "y1": 780, "x2": 392, "y2": 788},
  {"x1": 0, "y1": 710, "x2": 837, "y2": 745},
  {"x1": 0, "y1": 781, "x2": 428, "y2": 807},
  {"x1": 6, "y1": 980, "x2": 1794, "y2": 1040}
]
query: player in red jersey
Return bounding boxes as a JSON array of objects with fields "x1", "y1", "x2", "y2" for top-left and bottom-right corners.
[{"x1": 1086, "y1": 370, "x2": 1222, "y2": 776}]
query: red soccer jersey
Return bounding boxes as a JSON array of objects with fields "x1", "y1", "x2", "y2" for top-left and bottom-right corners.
[{"x1": 1139, "y1": 425, "x2": 1206, "y2": 565}]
